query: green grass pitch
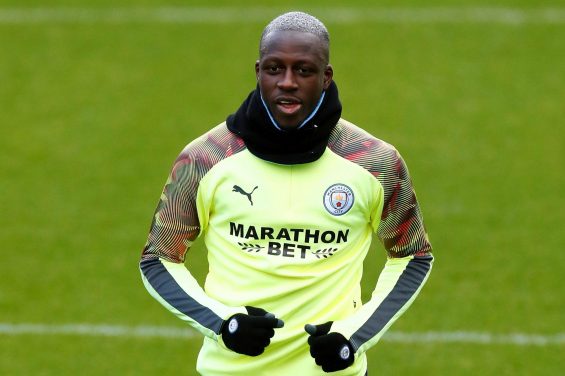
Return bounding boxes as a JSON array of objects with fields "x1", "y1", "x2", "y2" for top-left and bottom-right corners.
[{"x1": 0, "y1": 1, "x2": 563, "y2": 375}]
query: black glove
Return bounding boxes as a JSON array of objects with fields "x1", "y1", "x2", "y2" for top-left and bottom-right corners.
[
  {"x1": 221, "y1": 306, "x2": 284, "y2": 356},
  {"x1": 305, "y1": 321, "x2": 354, "y2": 372}
]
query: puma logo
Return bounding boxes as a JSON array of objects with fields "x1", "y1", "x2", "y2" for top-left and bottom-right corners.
[{"x1": 232, "y1": 185, "x2": 258, "y2": 206}]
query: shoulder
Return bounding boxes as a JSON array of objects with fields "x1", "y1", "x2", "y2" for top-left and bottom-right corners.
[
  {"x1": 175, "y1": 122, "x2": 247, "y2": 167},
  {"x1": 328, "y1": 119, "x2": 402, "y2": 176},
  {"x1": 166, "y1": 123, "x2": 247, "y2": 184}
]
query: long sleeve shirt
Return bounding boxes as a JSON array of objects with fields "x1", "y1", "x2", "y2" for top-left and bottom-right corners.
[{"x1": 140, "y1": 119, "x2": 433, "y2": 375}]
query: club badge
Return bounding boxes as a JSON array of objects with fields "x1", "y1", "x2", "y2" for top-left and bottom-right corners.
[{"x1": 323, "y1": 184, "x2": 354, "y2": 216}]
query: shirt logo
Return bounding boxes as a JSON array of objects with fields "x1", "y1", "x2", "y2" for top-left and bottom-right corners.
[
  {"x1": 323, "y1": 184, "x2": 354, "y2": 216},
  {"x1": 232, "y1": 185, "x2": 258, "y2": 206}
]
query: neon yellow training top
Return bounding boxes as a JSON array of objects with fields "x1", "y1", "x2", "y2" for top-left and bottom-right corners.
[{"x1": 140, "y1": 119, "x2": 433, "y2": 376}]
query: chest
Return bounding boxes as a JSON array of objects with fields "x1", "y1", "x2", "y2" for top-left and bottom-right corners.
[{"x1": 201, "y1": 150, "x2": 379, "y2": 233}]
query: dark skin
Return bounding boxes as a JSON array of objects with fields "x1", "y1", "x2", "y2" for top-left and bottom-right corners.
[{"x1": 256, "y1": 30, "x2": 333, "y2": 130}]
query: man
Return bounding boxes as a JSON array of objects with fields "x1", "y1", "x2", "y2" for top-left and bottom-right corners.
[{"x1": 140, "y1": 11, "x2": 433, "y2": 375}]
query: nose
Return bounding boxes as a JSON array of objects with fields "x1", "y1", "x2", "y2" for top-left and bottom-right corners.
[{"x1": 277, "y1": 69, "x2": 298, "y2": 91}]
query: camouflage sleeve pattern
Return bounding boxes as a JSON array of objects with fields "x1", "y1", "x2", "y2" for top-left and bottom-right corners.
[
  {"x1": 328, "y1": 120, "x2": 432, "y2": 257},
  {"x1": 139, "y1": 124, "x2": 248, "y2": 339},
  {"x1": 141, "y1": 124, "x2": 246, "y2": 262},
  {"x1": 328, "y1": 119, "x2": 433, "y2": 354}
]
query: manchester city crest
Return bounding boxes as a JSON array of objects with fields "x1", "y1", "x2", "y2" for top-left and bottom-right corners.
[{"x1": 323, "y1": 184, "x2": 354, "y2": 216}]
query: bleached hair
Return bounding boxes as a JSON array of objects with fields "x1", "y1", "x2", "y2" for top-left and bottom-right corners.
[{"x1": 259, "y1": 11, "x2": 330, "y2": 63}]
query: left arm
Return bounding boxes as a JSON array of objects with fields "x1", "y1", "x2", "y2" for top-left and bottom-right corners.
[{"x1": 307, "y1": 149, "x2": 433, "y2": 370}]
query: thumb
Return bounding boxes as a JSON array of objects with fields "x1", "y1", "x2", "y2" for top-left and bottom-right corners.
[
  {"x1": 304, "y1": 321, "x2": 333, "y2": 336},
  {"x1": 245, "y1": 306, "x2": 284, "y2": 329},
  {"x1": 304, "y1": 324, "x2": 318, "y2": 336},
  {"x1": 246, "y1": 307, "x2": 284, "y2": 328},
  {"x1": 265, "y1": 312, "x2": 285, "y2": 328}
]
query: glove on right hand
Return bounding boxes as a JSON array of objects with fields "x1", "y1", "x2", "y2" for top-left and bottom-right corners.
[{"x1": 221, "y1": 306, "x2": 284, "y2": 356}]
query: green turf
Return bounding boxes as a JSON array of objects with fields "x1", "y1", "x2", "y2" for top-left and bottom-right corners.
[{"x1": 1, "y1": 1, "x2": 563, "y2": 375}]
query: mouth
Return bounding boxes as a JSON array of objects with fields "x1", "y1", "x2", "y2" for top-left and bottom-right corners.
[{"x1": 275, "y1": 97, "x2": 302, "y2": 115}]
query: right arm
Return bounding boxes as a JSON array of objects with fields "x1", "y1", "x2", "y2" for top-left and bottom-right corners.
[{"x1": 139, "y1": 152, "x2": 246, "y2": 340}]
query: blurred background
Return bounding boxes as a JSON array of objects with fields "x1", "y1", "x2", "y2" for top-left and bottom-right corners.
[{"x1": 1, "y1": 0, "x2": 563, "y2": 374}]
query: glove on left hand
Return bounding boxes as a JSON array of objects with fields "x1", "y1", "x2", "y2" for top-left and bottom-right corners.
[{"x1": 305, "y1": 321, "x2": 354, "y2": 372}]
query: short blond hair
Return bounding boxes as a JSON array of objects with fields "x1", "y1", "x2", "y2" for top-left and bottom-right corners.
[{"x1": 259, "y1": 11, "x2": 330, "y2": 63}]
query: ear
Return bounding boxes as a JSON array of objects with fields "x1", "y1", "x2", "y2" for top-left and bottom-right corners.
[
  {"x1": 323, "y1": 64, "x2": 334, "y2": 90},
  {"x1": 255, "y1": 60, "x2": 260, "y2": 81}
]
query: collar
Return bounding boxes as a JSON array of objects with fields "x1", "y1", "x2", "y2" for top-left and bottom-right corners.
[{"x1": 226, "y1": 81, "x2": 342, "y2": 165}]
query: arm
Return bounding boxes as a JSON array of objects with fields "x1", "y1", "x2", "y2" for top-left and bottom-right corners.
[
  {"x1": 139, "y1": 153, "x2": 246, "y2": 340},
  {"x1": 140, "y1": 145, "x2": 283, "y2": 354},
  {"x1": 307, "y1": 149, "x2": 433, "y2": 370}
]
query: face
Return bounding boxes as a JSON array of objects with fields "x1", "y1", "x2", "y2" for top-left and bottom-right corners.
[{"x1": 256, "y1": 31, "x2": 333, "y2": 130}]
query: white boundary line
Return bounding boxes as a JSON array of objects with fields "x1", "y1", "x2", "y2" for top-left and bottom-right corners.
[
  {"x1": 0, "y1": 7, "x2": 564, "y2": 24},
  {"x1": 0, "y1": 323, "x2": 198, "y2": 339},
  {"x1": 0, "y1": 323, "x2": 563, "y2": 346},
  {"x1": 384, "y1": 331, "x2": 565, "y2": 346}
]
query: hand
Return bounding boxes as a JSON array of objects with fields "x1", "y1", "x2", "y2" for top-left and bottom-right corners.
[
  {"x1": 305, "y1": 321, "x2": 354, "y2": 372},
  {"x1": 221, "y1": 306, "x2": 284, "y2": 356}
]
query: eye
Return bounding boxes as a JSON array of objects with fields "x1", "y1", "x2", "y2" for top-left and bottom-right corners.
[
  {"x1": 297, "y1": 66, "x2": 313, "y2": 75},
  {"x1": 265, "y1": 65, "x2": 282, "y2": 74}
]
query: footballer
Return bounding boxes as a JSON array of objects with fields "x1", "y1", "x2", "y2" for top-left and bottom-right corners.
[{"x1": 140, "y1": 11, "x2": 433, "y2": 375}]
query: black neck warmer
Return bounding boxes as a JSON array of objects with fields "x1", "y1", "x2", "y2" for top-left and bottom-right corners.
[{"x1": 226, "y1": 81, "x2": 342, "y2": 165}]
